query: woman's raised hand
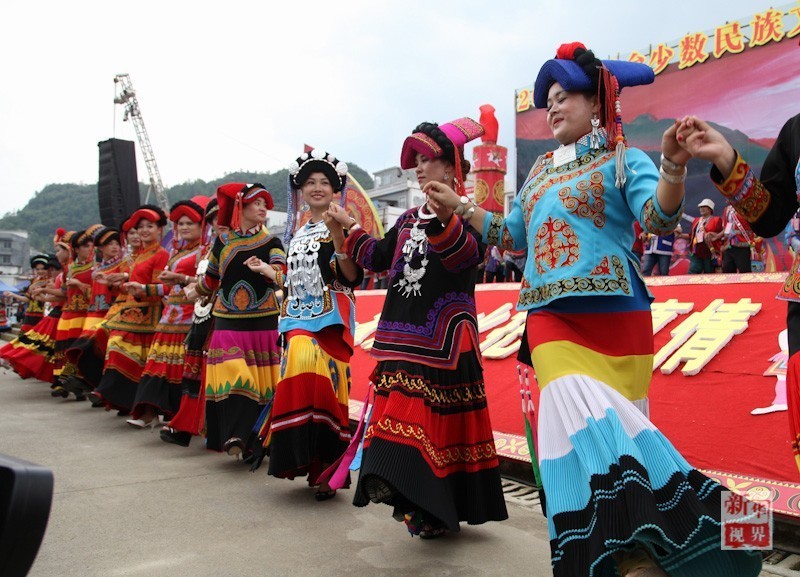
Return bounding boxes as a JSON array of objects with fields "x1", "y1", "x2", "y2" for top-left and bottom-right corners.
[
  {"x1": 662, "y1": 118, "x2": 692, "y2": 167},
  {"x1": 326, "y1": 203, "x2": 352, "y2": 227},
  {"x1": 423, "y1": 181, "x2": 460, "y2": 211},
  {"x1": 676, "y1": 116, "x2": 737, "y2": 177}
]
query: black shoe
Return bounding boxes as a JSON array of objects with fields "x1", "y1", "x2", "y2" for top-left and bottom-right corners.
[
  {"x1": 89, "y1": 393, "x2": 105, "y2": 408},
  {"x1": 365, "y1": 476, "x2": 394, "y2": 504},
  {"x1": 223, "y1": 437, "x2": 245, "y2": 458},
  {"x1": 314, "y1": 490, "x2": 337, "y2": 501},
  {"x1": 50, "y1": 385, "x2": 69, "y2": 398},
  {"x1": 63, "y1": 376, "x2": 90, "y2": 400},
  {"x1": 160, "y1": 427, "x2": 191, "y2": 447}
]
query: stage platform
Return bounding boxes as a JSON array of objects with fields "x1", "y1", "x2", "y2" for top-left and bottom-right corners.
[{"x1": 347, "y1": 272, "x2": 800, "y2": 520}]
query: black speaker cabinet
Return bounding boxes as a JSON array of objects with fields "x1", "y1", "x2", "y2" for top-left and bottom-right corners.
[{"x1": 97, "y1": 139, "x2": 140, "y2": 228}]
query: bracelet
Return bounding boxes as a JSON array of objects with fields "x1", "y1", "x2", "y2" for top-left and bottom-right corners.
[
  {"x1": 348, "y1": 219, "x2": 359, "y2": 230},
  {"x1": 660, "y1": 154, "x2": 684, "y2": 172},
  {"x1": 464, "y1": 204, "x2": 477, "y2": 219},
  {"x1": 349, "y1": 223, "x2": 362, "y2": 232},
  {"x1": 659, "y1": 165, "x2": 686, "y2": 185},
  {"x1": 334, "y1": 252, "x2": 349, "y2": 260}
]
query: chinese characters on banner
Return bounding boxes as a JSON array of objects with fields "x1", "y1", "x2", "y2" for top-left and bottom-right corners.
[{"x1": 515, "y1": 4, "x2": 800, "y2": 112}]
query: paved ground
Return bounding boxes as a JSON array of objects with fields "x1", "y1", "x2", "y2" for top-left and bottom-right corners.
[{"x1": 0, "y1": 370, "x2": 553, "y2": 577}]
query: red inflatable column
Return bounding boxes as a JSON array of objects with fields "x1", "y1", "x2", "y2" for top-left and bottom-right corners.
[{"x1": 472, "y1": 104, "x2": 507, "y2": 214}]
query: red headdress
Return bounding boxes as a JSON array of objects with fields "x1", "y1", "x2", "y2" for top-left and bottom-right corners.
[{"x1": 216, "y1": 183, "x2": 273, "y2": 232}]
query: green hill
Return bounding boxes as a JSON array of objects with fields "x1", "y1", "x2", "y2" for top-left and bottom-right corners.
[{"x1": 0, "y1": 165, "x2": 374, "y2": 252}]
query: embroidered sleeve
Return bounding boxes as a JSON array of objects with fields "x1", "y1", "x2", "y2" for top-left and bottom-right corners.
[
  {"x1": 481, "y1": 189, "x2": 526, "y2": 251},
  {"x1": 712, "y1": 116, "x2": 800, "y2": 238},
  {"x1": 623, "y1": 148, "x2": 684, "y2": 235},
  {"x1": 268, "y1": 244, "x2": 287, "y2": 273},
  {"x1": 426, "y1": 215, "x2": 480, "y2": 272},
  {"x1": 345, "y1": 218, "x2": 399, "y2": 272},
  {"x1": 710, "y1": 150, "x2": 772, "y2": 234}
]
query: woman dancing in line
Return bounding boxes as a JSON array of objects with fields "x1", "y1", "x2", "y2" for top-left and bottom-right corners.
[
  {"x1": 188, "y1": 183, "x2": 285, "y2": 457},
  {"x1": 3, "y1": 254, "x2": 50, "y2": 334},
  {"x1": 426, "y1": 43, "x2": 761, "y2": 576},
  {"x1": 63, "y1": 225, "x2": 127, "y2": 397},
  {"x1": 160, "y1": 198, "x2": 221, "y2": 447},
  {"x1": 129, "y1": 196, "x2": 208, "y2": 427},
  {"x1": 51, "y1": 227, "x2": 99, "y2": 400},
  {"x1": 327, "y1": 118, "x2": 508, "y2": 538},
  {"x1": 676, "y1": 113, "x2": 800, "y2": 476},
  {"x1": 94, "y1": 205, "x2": 170, "y2": 416},
  {"x1": 2, "y1": 240, "x2": 69, "y2": 382},
  {"x1": 248, "y1": 149, "x2": 362, "y2": 500}
]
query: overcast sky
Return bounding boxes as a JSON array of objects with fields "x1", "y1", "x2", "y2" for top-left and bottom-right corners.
[{"x1": 0, "y1": 0, "x2": 773, "y2": 213}]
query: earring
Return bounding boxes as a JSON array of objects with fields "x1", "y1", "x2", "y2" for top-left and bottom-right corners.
[
  {"x1": 444, "y1": 172, "x2": 450, "y2": 181},
  {"x1": 301, "y1": 202, "x2": 309, "y2": 212},
  {"x1": 590, "y1": 113, "x2": 601, "y2": 149}
]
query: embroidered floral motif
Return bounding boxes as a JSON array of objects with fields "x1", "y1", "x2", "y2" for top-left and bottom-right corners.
[
  {"x1": 534, "y1": 217, "x2": 580, "y2": 274},
  {"x1": 486, "y1": 213, "x2": 505, "y2": 247},
  {"x1": 558, "y1": 171, "x2": 606, "y2": 228},
  {"x1": 590, "y1": 256, "x2": 611, "y2": 276},
  {"x1": 519, "y1": 255, "x2": 629, "y2": 307}
]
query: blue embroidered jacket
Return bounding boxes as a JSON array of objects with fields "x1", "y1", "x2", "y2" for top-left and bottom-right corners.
[{"x1": 483, "y1": 136, "x2": 682, "y2": 310}]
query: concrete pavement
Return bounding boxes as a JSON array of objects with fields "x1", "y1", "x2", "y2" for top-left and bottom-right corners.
[{"x1": 0, "y1": 370, "x2": 553, "y2": 577}]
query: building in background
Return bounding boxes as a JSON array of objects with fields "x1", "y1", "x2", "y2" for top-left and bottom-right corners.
[{"x1": 0, "y1": 230, "x2": 31, "y2": 285}]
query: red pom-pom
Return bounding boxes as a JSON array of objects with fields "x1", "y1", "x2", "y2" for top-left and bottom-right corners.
[
  {"x1": 556, "y1": 42, "x2": 586, "y2": 60},
  {"x1": 55, "y1": 227, "x2": 66, "y2": 236}
]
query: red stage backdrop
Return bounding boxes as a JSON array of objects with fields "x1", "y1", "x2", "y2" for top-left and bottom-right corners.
[
  {"x1": 349, "y1": 275, "x2": 800, "y2": 516},
  {"x1": 515, "y1": 4, "x2": 800, "y2": 272}
]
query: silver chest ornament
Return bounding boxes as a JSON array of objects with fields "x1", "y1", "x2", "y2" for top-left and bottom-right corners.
[
  {"x1": 395, "y1": 205, "x2": 436, "y2": 298},
  {"x1": 285, "y1": 221, "x2": 328, "y2": 319}
]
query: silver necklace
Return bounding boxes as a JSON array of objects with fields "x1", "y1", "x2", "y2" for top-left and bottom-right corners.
[
  {"x1": 286, "y1": 220, "x2": 327, "y2": 316},
  {"x1": 395, "y1": 205, "x2": 436, "y2": 298}
]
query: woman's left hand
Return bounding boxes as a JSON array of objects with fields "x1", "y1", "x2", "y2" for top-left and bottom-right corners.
[{"x1": 661, "y1": 118, "x2": 692, "y2": 167}]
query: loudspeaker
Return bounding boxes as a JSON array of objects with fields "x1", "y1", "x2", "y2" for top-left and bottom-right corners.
[{"x1": 97, "y1": 138, "x2": 140, "y2": 228}]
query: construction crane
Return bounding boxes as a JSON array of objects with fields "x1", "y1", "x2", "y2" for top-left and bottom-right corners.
[{"x1": 113, "y1": 74, "x2": 169, "y2": 211}]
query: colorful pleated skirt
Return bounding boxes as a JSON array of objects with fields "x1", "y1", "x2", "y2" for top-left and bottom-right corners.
[
  {"x1": 94, "y1": 329, "x2": 155, "y2": 411},
  {"x1": 204, "y1": 316, "x2": 281, "y2": 452},
  {"x1": 52, "y1": 309, "x2": 88, "y2": 379},
  {"x1": 352, "y1": 349, "x2": 509, "y2": 532},
  {"x1": 1, "y1": 307, "x2": 62, "y2": 382},
  {"x1": 66, "y1": 301, "x2": 125, "y2": 389},
  {"x1": 526, "y1": 273, "x2": 761, "y2": 577},
  {"x1": 132, "y1": 330, "x2": 188, "y2": 418},
  {"x1": 267, "y1": 327, "x2": 352, "y2": 485},
  {"x1": 167, "y1": 315, "x2": 215, "y2": 436}
]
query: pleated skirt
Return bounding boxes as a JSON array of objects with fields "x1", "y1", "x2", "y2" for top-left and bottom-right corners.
[
  {"x1": 267, "y1": 328, "x2": 352, "y2": 486},
  {"x1": 526, "y1": 273, "x2": 762, "y2": 577},
  {"x1": 1, "y1": 307, "x2": 62, "y2": 382},
  {"x1": 204, "y1": 317, "x2": 281, "y2": 452},
  {"x1": 352, "y1": 349, "x2": 509, "y2": 532}
]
